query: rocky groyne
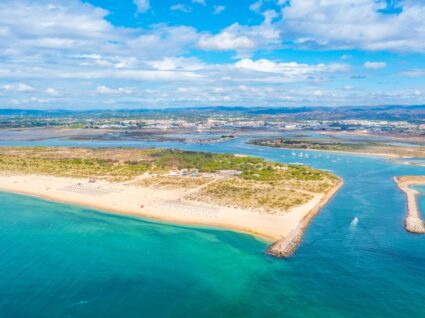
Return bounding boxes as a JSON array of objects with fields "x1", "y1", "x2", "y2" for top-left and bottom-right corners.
[
  {"x1": 267, "y1": 180, "x2": 343, "y2": 258},
  {"x1": 394, "y1": 176, "x2": 425, "y2": 234}
]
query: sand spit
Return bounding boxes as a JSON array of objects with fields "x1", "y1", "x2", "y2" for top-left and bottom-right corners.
[
  {"x1": 394, "y1": 176, "x2": 425, "y2": 234},
  {"x1": 0, "y1": 174, "x2": 342, "y2": 258},
  {"x1": 267, "y1": 181, "x2": 343, "y2": 257}
]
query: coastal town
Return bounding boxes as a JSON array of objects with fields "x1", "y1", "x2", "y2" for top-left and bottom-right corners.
[{"x1": 1, "y1": 106, "x2": 424, "y2": 138}]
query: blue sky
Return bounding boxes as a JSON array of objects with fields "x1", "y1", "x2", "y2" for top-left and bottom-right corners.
[{"x1": 0, "y1": 0, "x2": 425, "y2": 109}]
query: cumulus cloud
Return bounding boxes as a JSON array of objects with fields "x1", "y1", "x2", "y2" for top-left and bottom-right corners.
[
  {"x1": 363, "y1": 61, "x2": 387, "y2": 69},
  {"x1": 0, "y1": 0, "x2": 422, "y2": 108},
  {"x1": 170, "y1": 4, "x2": 192, "y2": 13},
  {"x1": 146, "y1": 57, "x2": 205, "y2": 71},
  {"x1": 249, "y1": 1, "x2": 263, "y2": 12},
  {"x1": 134, "y1": 0, "x2": 150, "y2": 13},
  {"x1": 75, "y1": 54, "x2": 138, "y2": 69},
  {"x1": 0, "y1": 1, "x2": 112, "y2": 44},
  {"x1": 126, "y1": 25, "x2": 200, "y2": 57},
  {"x1": 234, "y1": 58, "x2": 348, "y2": 75},
  {"x1": 213, "y1": 5, "x2": 225, "y2": 14},
  {"x1": 0, "y1": 1, "x2": 201, "y2": 63},
  {"x1": 197, "y1": 15, "x2": 280, "y2": 51},
  {"x1": 278, "y1": 0, "x2": 425, "y2": 52},
  {"x1": 94, "y1": 86, "x2": 133, "y2": 95},
  {"x1": 45, "y1": 88, "x2": 60, "y2": 96},
  {"x1": 198, "y1": 29, "x2": 255, "y2": 50},
  {"x1": 3, "y1": 83, "x2": 35, "y2": 92}
]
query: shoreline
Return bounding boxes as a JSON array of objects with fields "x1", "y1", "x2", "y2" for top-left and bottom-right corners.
[
  {"x1": 0, "y1": 187, "x2": 275, "y2": 244},
  {"x1": 248, "y1": 142, "x2": 401, "y2": 159},
  {"x1": 393, "y1": 160, "x2": 425, "y2": 168},
  {"x1": 267, "y1": 180, "x2": 343, "y2": 257},
  {"x1": 394, "y1": 176, "x2": 425, "y2": 234},
  {"x1": 318, "y1": 130, "x2": 425, "y2": 145},
  {"x1": 0, "y1": 173, "x2": 342, "y2": 257}
]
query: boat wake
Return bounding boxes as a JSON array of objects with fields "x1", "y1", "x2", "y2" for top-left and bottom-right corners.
[{"x1": 350, "y1": 217, "x2": 359, "y2": 231}]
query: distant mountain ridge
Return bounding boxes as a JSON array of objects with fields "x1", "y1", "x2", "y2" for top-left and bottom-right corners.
[{"x1": 1, "y1": 105, "x2": 424, "y2": 122}]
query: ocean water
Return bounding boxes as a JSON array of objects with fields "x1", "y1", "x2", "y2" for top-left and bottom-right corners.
[{"x1": 1, "y1": 137, "x2": 425, "y2": 317}]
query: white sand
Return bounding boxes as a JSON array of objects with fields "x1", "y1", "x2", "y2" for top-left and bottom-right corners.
[{"x1": 0, "y1": 174, "x2": 335, "y2": 243}]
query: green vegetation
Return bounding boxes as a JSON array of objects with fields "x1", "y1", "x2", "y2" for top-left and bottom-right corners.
[
  {"x1": 0, "y1": 155, "x2": 150, "y2": 180},
  {"x1": 251, "y1": 138, "x2": 377, "y2": 151},
  {"x1": 0, "y1": 147, "x2": 341, "y2": 213},
  {"x1": 250, "y1": 138, "x2": 425, "y2": 158},
  {"x1": 189, "y1": 178, "x2": 315, "y2": 212},
  {"x1": 151, "y1": 149, "x2": 264, "y2": 172}
]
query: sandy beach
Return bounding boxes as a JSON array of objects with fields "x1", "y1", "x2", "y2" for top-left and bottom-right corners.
[
  {"x1": 394, "y1": 176, "x2": 425, "y2": 234},
  {"x1": 319, "y1": 130, "x2": 425, "y2": 145},
  {"x1": 0, "y1": 173, "x2": 342, "y2": 256},
  {"x1": 251, "y1": 142, "x2": 400, "y2": 159}
]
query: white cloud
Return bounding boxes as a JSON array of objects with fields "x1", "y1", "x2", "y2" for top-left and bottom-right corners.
[
  {"x1": 134, "y1": 0, "x2": 150, "y2": 13},
  {"x1": 170, "y1": 4, "x2": 192, "y2": 13},
  {"x1": 192, "y1": 0, "x2": 206, "y2": 6},
  {"x1": 94, "y1": 85, "x2": 114, "y2": 95},
  {"x1": 126, "y1": 25, "x2": 200, "y2": 57},
  {"x1": 114, "y1": 57, "x2": 138, "y2": 69},
  {"x1": 234, "y1": 58, "x2": 348, "y2": 75},
  {"x1": 363, "y1": 61, "x2": 387, "y2": 69},
  {"x1": 198, "y1": 30, "x2": 255, "y2": 50},
  {"x1": 0, "y1": 0, "x2": 422, "y2": 108},
  {"x1": 401, "y1": 69, "x2": 425, "y2": 78},
  {"x1": 198, "y1": 15, "x2": 280, "y2": 52},
  {"x1": 213, "y1": 5, "x2": 225, "y2": 14},
  {"x1": 45, "y1": 88, "x2": 60, "y2": 96},
  {"x1": 146, "y1": 57, "x2": 204, "y2": 71},
  {"x1": 3, "y1": 83, "x2": 35, "y2": 92},
  {"x1": 0, "y1": 1, "x2": 112, "y2": 42},
  {"x1": 279, "y1": 0, "x2": 425, "y2": 52},
  {"x1": 0, "y1": 1, "x2": 201, "y2": 61},
  {"x1": 65, "y1": 69, "x2": 203, "y2": 81},
  {"x1": 94, "y1": 86, "x2": 133, "y2": 95},
  {"x1": 249, "y1": 1, "x2": 263, "y2": 12},
  {"x1": 76, "y1": 55, "x2": 137, "y2": 69}
]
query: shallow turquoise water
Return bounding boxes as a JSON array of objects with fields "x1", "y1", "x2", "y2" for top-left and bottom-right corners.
[{"x1": 1, "y1": 137, "x2": 425, "y2": 317}]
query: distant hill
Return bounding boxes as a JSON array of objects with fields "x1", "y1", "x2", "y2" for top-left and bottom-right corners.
[{"x1": 1, "y1": 105, "x2": 424, "y2": 122}]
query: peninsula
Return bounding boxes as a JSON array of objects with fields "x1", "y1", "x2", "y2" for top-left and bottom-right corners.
[
  {"x1": 0, "y1": 147, "x2": 342, "y2": 257},
  {"x1": 250, "y1": 137, "x2": 425, "y2": 158},
  {"x1": 394, "y1": 176, "x2": 425, "y2": 234}
]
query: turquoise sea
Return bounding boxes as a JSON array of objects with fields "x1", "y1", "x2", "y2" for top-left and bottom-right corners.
[{"x1": 1, "y1": 136, "x2": 425, "y2": 317}]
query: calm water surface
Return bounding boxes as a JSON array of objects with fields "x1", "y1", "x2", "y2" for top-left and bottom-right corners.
[{"x1": 0, "y1": 137, "x2": 425, "y2": 317}]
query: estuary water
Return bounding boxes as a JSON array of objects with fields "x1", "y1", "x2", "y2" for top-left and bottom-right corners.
[{"x1": 1, "y1": 136, "x2": 425, "y2": 317}]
